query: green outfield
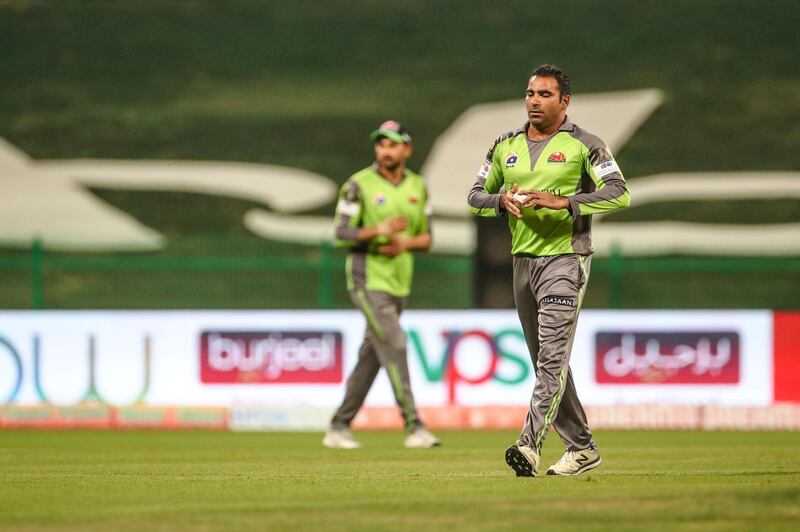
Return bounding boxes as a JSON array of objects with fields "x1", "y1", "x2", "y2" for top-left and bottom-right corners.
[{"x1": 1, "y1": 430, "x2": 798, "y2": 530}]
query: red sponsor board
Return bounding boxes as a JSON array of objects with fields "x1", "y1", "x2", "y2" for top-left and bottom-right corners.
[
  {"x1": 200, "y1": 331, "x2": 343, "y2": 384},
  {"x1": 595, "y1": 331, "x2": 740, "y2": 384},
  {"x1": 773, "y1": 312, "x2": 800, "y2": 402}
]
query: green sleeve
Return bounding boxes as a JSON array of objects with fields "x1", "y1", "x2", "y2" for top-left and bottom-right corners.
[{"x1": 468, "y1": 141, "x2": 506, "y2": 217}]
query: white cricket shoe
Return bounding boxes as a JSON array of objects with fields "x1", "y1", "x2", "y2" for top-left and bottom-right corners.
[
  {"x1": 505, "y1": 443, "x2": 539, "y2": 477},
  {"x1": 322, "y1": 428, "x2": 362, "y2": 449},
  {"x1": 404, "y1": 427, "x2": 442, "y2": 448},
  {"x1": 546, "y1": 447, "x2": 601, "y2": 476}
]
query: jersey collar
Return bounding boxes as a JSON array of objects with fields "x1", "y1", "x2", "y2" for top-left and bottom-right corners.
[
  {"x1": 522, "y1": 116, "x2": 575, "y2": 137},
  {"x1": 371, "y1": 162, "x2": 408, "y2": 187}
]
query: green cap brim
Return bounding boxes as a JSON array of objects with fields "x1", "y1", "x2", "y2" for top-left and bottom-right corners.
[{"x1": 370, "y1": 129, "x2": 409, "y2": 144}]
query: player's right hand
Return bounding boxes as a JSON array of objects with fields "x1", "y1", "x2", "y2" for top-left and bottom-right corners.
[
  {"x1": 501, "y1": 183, "x2": 524, "y2": 218},
  {"x1": 376, "y1": 216, "x2": 407, "y2": 236}
]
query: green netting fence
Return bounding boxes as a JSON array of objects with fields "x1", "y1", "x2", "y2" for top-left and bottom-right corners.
[{"x1": 0, "y1": 241, "x2": 798, "y2": 310}]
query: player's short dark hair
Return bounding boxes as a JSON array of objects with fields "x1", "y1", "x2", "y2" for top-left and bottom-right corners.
[{"x1": 531, "y1": 64, "x2": 571, "y2": 98}]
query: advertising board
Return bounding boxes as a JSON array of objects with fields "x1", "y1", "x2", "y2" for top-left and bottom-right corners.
[{"x1": 0, "y1": 310, "x2": 777, "y2": 412}]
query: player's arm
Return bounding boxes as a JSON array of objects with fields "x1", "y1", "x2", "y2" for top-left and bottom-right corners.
[
  {"x1": 567, "y1": 145, "x2": 630, "y2": 215},
  {"x1": 407, "y1": 183, "x2": 433, "y2": 251},
  {"x1": 334, "y1": 180, "x2": 406, "y2": 246},
  {"x1": 521, "y1": 145, "x2": 630, "y2": 215},
  {"x1": 379, "y1": 184, "x2": 432, "y2": 257},
  {"x1": 379, "y1": 232, "x2": 431, "y2": 257},
  {"x1": 468, "y1": 139, "x2": 521, "y2": 217},
  {"x1": 355, "y1": 218, "x2": 406, "y2": 242}
]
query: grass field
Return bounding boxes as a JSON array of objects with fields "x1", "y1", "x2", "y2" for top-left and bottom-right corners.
[{"x1": 1, "y1": 430, "x2": 798, "y2": 530}]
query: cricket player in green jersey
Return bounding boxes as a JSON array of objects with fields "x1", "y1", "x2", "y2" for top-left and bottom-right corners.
[
  {"x1": 468, "y1": 65, "x2": 631, "y2": 476},
  {"x1": 323, "y1": 120, "x2": 442, "y2": 449}
]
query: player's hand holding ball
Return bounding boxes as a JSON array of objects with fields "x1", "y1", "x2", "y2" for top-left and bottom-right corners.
[
  {"x1": 501, "y1": 183, "x2": 524, "y2": 219},
  {"x1": 376, "y1": 215, "x2": 407, "y2": 236}
]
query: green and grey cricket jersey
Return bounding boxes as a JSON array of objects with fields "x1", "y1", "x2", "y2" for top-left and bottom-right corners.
[
  {"x1": 334, "y1": 164, "x2": 432, "y2": 297},
  {"x1": 468, "y1": 118, "x2": 631, "y2": 256}
]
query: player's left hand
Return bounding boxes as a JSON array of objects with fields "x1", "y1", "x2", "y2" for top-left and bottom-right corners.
[
  {"x1": 378, "y1": 236, "x2": 408, "y2": 257},
  {"x1": 518, "y1": 189, "x2": 569, "y2": 211}
]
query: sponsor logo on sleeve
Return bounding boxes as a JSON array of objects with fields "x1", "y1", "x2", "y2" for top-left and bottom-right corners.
[
  {"x1": 336, "y1": 199, "x2": 360, "y2": 217},
  {"x1": 593, "y1": 159, "x2": 620, "y2": 178},
  {"x1": 594, "y1": 331, "x2": 740, "y2": 384},
  {"x1": 200, "y1": 331, "x2": 343, "y2": 384},
  {"x1": 477, "y1": 161, "x2": 491, "y2": 179},
  {"x1": 547, "y1": 151, "x2": 567, "y2": 163},
  {"x1": 504, "y1": 153, "x2": 518, "y2": 168}
]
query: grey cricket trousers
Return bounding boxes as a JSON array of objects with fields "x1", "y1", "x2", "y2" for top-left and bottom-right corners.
[
  {"x1": 330, "y1": 289, "x2": 422, "y2": 431},
  {"x1": 513, "y1": 253, "x2": 595, "y2": 453}
]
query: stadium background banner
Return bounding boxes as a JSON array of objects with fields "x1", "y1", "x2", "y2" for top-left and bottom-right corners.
[{"x1": 1, "y1": 310, "x2": 798, "y2": 430}]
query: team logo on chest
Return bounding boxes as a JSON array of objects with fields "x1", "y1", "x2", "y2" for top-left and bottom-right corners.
[
  {"x1": 409, "y1": 194, "x2": 419, "y2": 204},
  {"x1": 547, "y1": 151, "x2": 567, "y2": 163},
  {"x1": 504, "y1": 152, "x2": 518, "y2": 168},
  {"x1": 373, "y1": 193, "x2": 386, "y2": 206}
]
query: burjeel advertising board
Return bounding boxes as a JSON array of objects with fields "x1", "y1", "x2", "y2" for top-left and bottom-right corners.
[{"x1": 0, "y1": 310, "x2": 775, "y2": 409}]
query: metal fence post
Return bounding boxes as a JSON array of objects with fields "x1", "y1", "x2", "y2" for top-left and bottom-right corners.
[
  {"x1": 319, "y1": 240, "x2": 334, "y2": 309},
  {"x1": 31, "y1": 238, "x2": 44, "y2": 309},
  {"x1": 609, "y1": 242, "x2": 623, "y2": 308}
]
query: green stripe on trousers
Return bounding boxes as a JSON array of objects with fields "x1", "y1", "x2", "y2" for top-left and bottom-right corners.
[{"x1": 356, "y1": 289, "x2": 386, "y2": 342}]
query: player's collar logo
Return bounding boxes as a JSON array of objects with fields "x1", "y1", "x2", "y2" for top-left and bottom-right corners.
[
  {"x1": 547, "y1": 151, "x2": 567, "y2": 163},
  {"x1": 504, "y1": 152, "x2": 518, "y2": 168},
  {"x1": 373, "y1": 193, "x2": 386, "y2": 206}
]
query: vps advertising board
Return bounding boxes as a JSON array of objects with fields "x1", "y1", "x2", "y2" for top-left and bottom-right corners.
[{"x1": 0, "y1": 310, "x2": 774, "y2": 409}]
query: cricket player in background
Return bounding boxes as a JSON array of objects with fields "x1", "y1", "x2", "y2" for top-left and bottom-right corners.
[
  {"x1": 324, "y1": 121, "x2": 441, "y2": 449},
  {"x1": 468, "y1": 64, "x2": 631, "y2": 476}
]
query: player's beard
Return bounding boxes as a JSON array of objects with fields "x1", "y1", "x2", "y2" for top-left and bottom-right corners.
[
  {"x1": 528, "y1": 109, "x2": 548, "y2": 130},
  {"x1": 380, "y1": 157, "x2": 400, "y2": 172}
]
